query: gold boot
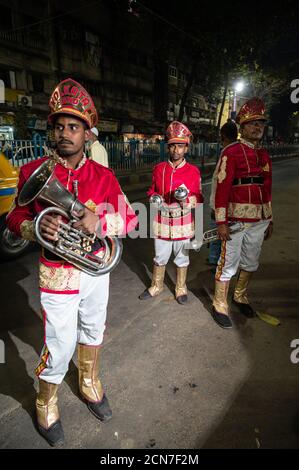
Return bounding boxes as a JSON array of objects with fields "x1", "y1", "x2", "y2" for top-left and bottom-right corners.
[
  {"x1": 233, "y1": 270, "x2": 255, "y2": 317},
  {"x1": 139, "y1": 264, "x2": 166, "y2": 299},
  {"x1": 78, "y1": 344, "x2": 112, "y2": 422},
  {"x1": 211, "y1": 280, "x2": 232, "y2": 328},
  {"x1": 36, "y1": 379, "x2": 64, "y2": 446},
  {"x1": 175, "y1": 266, "x2": 188, "y2": 304}
]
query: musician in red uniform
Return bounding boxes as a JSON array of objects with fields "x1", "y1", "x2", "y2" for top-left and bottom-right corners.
[
  {"x1": 6, "y1": 78, "x2": 137, "y2": 446},
  {"x1": 139, "y1": 121, "x2": 203, "y2": 304},
  {"x1": 212, "y1": 97, "x2": 273, "y2": 328}
]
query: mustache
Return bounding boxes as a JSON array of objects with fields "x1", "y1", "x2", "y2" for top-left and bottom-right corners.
[{"x1": 58, "y1": 139, "x2": 73, "y2": 145}]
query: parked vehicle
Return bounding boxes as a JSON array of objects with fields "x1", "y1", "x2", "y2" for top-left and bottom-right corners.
[
  {"x1": 0, "y1": 152, "x2": 31, "y2": 260},
  {"x1": 2, "y1": 139, "x2": 49, "y2": 167}
]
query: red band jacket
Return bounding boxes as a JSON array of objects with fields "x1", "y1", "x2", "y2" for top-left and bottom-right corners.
[
  {"x1": 214, "y1": 139, "x2": 272, "y2": 225},
  {"x1": 6, "y1": 155, "x2": 138, "y2": 293},
  {"x1": 147, "y1": 159, "x2": 203, "y2": 240}
]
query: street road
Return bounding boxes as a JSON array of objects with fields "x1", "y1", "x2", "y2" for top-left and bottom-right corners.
[{"x1": 0, "y1": 157, "x2": 298, "y2": 449}]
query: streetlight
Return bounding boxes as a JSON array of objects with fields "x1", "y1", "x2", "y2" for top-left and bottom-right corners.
[{"x1": 231, "y1": 81, "x2": 244, "y2": 119}]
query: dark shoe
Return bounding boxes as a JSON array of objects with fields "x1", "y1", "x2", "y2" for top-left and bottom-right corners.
[
  {"x1": 37, "y1": 419, "x2": 64, "y2": 447},
  {"x1": 87, "y1": 394, "x2": 112, "y2": 422},
  {"x1": 233, "y1": 299, "x2": 255, "y2": 318},
  {"x1": 211, "y1": 307, "x2": 233, "y2": 329},
  {"x1": 139, "y1": 289, "x2": 153, "y2": 300},
  {"x1": 176, "y1": 295, "x2": 188, "y2": 305}
]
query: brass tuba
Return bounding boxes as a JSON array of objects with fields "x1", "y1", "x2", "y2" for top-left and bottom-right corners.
[{"x1": 18, "y1": 159, "x2": 123, "y2": 276}]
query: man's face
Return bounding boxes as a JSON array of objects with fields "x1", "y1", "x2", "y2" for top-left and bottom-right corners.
[
  {"x1": 241, "y1": 120, "x2": 266, "y2": 142},
  {"x1": 54, "y1": 115, "x2": 88, "y2": 157},
  {"x1": 168, "y1": 143, "x2": 188, "y2": 161}
]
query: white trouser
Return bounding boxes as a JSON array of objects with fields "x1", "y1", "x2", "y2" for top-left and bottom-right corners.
[
  {"x1": 154, "y1": 238, "x2": 190, "y2": 267},
  {"x1": 37, "y1": 272, "x2": 110, "y2": 384},
  {"x1": 216, "y1": 220, "x2": 270, "y2": 282}
]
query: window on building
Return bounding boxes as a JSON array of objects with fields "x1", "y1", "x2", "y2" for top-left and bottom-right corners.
[
  {"x1": 32, "y1": 74, "x2": 44, "y2": 93},
  {"x1": 0, "y1": 6, "x2": 13, "y2": 30},
  {"x1": 179, "y1": 71, "x2": 186, "y2": 82},
  {"x1": 22, "y1": 13, "x2": 45, "y2": 40},
  {"x1": 77, "y1": 79, "x2": 101, "y2": 98},
  {"x1": 9, "y1": 71, "x2": 16, "y2": 89},
  {"x1": 0, "y1": 68, "x2": 11, "y2": 88},
  {"x1": 129, "y1": 93, "x2": 144, "y2": 105},
  {"x1": 169, "y1": 66, "x2": 177, "y2": 79}
]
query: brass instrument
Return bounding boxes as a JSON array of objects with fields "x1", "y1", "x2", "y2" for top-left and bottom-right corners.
[
  {"x1": 190, "y1": 222, "x2": 245, "y2": 251},
  {"x1": 202, "y1": 222, "x2": 245, "y2": 243},
  {"x1": 149, "y1": 194, "x2": 164, "y2": 207},
  {"x1": 18, "y1": 159, "x2": 123, "y2": 276},
  {"x1": 174, "y1": 186, "x2": 188, "y2": 201}
]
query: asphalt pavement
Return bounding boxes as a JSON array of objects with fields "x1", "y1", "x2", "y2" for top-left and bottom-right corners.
[{"x1": 0, "y1": 157, "x2": 299, "y2": 449}]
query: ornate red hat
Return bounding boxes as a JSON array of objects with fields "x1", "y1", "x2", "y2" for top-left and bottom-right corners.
[
  {"x1": 236, "y1": 97, "x2": 267, "y2": 125},
  {"x1": 48, "y1": 78, "x2": 98, "y2": 128},
  {"x1": 166, "y1": 121, "x2": 192, "y2": 144}
]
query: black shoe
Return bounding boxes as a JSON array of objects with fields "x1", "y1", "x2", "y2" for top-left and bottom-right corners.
[
  {"x1": 211, "y1": 307, "x2": 233, "y2": 329},
  {"x1": 87, "y1": 394, "x2": 112, "y2": 422},
  {"x1": 37, "y1": 419, "x2": 64, "y2": 447},
  {"x1": 176, "y1": 295, "x2": 188, "y2": 305},
  {"x1": 139, "y1": 289, "x2": 153, "y2": 300},
  {"x1": 233, "y1": 299, "x2": 255, "y2": 318}
]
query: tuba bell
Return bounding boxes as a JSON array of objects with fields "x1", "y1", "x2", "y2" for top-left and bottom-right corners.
[{"x1": 18, "y1": 159, "x2": 123, "y2": 276}]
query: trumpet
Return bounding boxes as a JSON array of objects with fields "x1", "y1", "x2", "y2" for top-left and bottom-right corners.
[
  {"x1": 18, "y1": 159, "x2": 123, "y2": 276},
  {"x1": 202, "y1": 222, "x2": 245, "y2": 243},
  {"x1": 190, "y1": 222, "x2": 245, "y2": 251}
]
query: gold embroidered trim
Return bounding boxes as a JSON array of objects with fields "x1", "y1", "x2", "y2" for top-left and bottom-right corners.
[
  {"x1": 215, "y1": 207, "x2": 227, "y2": 223},
  {"x1": 153, "y1": 221, "x2": 194, "y2": 239},
  {"x1": 217, "y1": 156, "x2": 227, "y2": 183},
  {"x1": 39, "y1": 262, "x2": 80, "y2": 292},
  {"x1": 227, "y1": 202, "x2": 263, "y2": 219},
  {"x1": 167, "y1": 159, "x2": 186, "y2": 169},
  {"x1": 188, "y1": 195, "x2": 198, "y2": 208},
  {"x1": 35, "y1": 345, "x2": 49, "y2": 376},
  {"x1": 215, "y1": 242, "x2": 227, "y2": 281},
  {"x1": 105, "y1": 212, "x2": 124, "y2": 236},
  {"x1": 160, "y1": 205, "x2": 191, "y2": 218},
  {"x1": 20, "y1": 220, "x2": 36, "y2": 241},
  {"x1": 239, "y1": 138, "x2": 255, "y2": 149},
  {"x1": 85, "y1": 199, "x2": 97, "y2": 213},
  {"x1": 262, "y1": 202, "x2": 272, "y2": 218}
]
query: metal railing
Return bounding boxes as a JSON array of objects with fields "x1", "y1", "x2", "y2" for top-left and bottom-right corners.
[
  {"x1": 0, "y1": 30, "x2": 47, "y2": 51},
  {"x1": 2, "y1": 139, "x2": 299, "y2": 173}
]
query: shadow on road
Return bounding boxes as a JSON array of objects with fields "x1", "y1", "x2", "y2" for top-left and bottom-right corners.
[
  {"x1": 0, "y1": 254, "x2": 81, "y2": 424},
  {"x1": 0, "y1": 260, "x2": 41, "y2": 423}
]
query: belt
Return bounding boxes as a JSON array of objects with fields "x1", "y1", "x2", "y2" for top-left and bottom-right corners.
[
  {"x1": 160, "y1": 207, "x2": 191, "y2": 218},
  {"x1": 233, "y1": 176, "x2": 264, "y2": 185}
]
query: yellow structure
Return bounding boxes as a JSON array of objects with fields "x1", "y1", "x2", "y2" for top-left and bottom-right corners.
[
  {"x1": 0, "y1": 152, "x2": 30, "y2": 260},
  {"x1": 0, "y1": 152, "x2": 19, "y2": 216}
]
